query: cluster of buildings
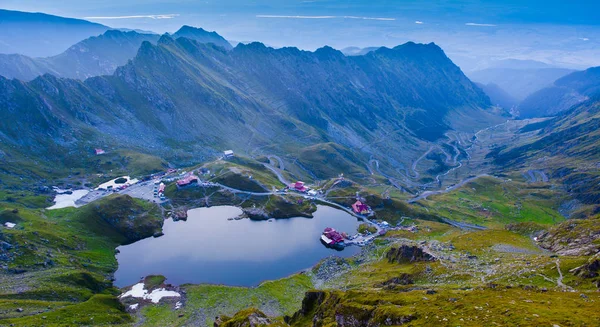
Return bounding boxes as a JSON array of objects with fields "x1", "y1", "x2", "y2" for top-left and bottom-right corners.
[
  {"x1": 176, "y1": 174, "x2": 199, "y2": 187},
  {"x1": 352, "y1": 200, "x2": 371, "y2": 215},
  {"x1": 321, "y1": 227, "x2": 346, "y2": 248},
  {"x1": 290, "y1": 181, "x2": 308, "y2": 192}
]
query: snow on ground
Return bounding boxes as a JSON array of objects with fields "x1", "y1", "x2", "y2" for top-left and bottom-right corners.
[
  {"x1": 129, "y1": 303, "x2": 139, "y2": 310},
  {"x1": 96, "y1": 176, "x2": 139, "y2": 190},
  {"x1": 120, "y1": 282, "x2": 180, "y2": 304},
  {"x1": 175, "y1": 301, "x2": 182, "y2": 310},
  {"x1": 47, "y1": 190, "x2": 90, "y2": 210},
  {"x1": 146, "y1": 289, "x2": 181, "y2": 303},
  {"x1": 4, "y1": 222, "x2": 16, "y2": 229}
]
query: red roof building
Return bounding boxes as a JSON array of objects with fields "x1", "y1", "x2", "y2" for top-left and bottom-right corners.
[
  {"x1": 176, "y1": 174, "x2": 199, "y2": 187},
  {"x1": 322, "y1": 227, "x2": 345, "y2": 245},
  {"x1": 290, "y1": 181, "x2": 308, "y2": 192},
  {"x1": 352, "y1": 201, "x2": 370, "y2": 214}
]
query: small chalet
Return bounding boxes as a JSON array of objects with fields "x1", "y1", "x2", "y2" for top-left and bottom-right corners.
[
  {"x1": 291, "y1": 181, "x2": 308, "y2": 192},
  {"x1": 95, "y1": 148, "x2": 106, "y2": 155},
  {"x1": 352, "y1": 200, "x2": 370, "y2": 215},
  {"x1": 223, "y1": 150, "x2": 234, "y2": 158}
]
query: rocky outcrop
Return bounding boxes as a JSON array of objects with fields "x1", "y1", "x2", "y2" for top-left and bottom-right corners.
[
  {"x1": 376, "y1": 274, "x2": 414, "y2": 289},
  {"x1": 537, "y1": 216, "x2": 600, "y2": 256},
  {"x1": 84, "y1": 195, "x2": 164, "y2": 244},
  {"x1": 570, "y1": 254, "x2": 600, "y2": 288},
  {"x1": 285, "y1": 290, "x2": 416, "y2": 327},
  {"x1": 386, "y1": 245, "x2": 436, "y2": 264},
  {"x1": 214, "y1": 308, "x2": 272, "y2": 327},
  {"x1": 243, "y1": 208, "x2": 269, "y2": 221}
]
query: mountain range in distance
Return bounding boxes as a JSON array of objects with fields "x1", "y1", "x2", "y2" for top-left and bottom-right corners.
[
  {"x1": 0, "y1": 25, "x2": 232, "y2": 81},
  {"x1": 0, "y1": 8, "x2": 589, "y2": 118},
  {"x1": 518, "y1": 66, "x2": 600, "y2": 118},
  {"x1": 0, "y1": 9, "x2": 109, "y2": 57}
]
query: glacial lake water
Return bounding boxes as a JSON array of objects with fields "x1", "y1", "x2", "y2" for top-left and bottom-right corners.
[{"x1": 114, "y1": 205, "x2": 360, "y2": 287}]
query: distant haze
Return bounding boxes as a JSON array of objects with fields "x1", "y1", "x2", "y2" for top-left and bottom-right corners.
[{"x1": 1, "y1": 0, "x2": 600, "y2": 70}]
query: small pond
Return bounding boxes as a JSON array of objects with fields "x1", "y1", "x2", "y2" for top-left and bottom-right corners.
[{"x1": 115, "y1": 205, "x2": 360, "y2": 287}]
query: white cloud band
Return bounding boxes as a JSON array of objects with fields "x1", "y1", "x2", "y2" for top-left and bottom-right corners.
[
  {"x1": 256, "y1": 15, "x2": 395, "y2": 21},
  {"x1": 84, "y1": 14, "x2": 179, "y2": 20},
  {"x1": 465, "y1": 22, "x2": 497, "y2": 27}
]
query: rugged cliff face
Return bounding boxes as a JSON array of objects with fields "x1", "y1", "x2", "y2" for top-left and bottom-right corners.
[
  {"x1": 286, "y1": 290, "x2": 415, "y2": 327},
  {"x1": 538, "y1": 215, "x2": 600, "y2": 256},
  {"x1": 386, "y1": 245, "x2": 436, "y2": 264}
]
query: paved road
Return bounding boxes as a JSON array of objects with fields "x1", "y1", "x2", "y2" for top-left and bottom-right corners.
[
  {"x1": 407, "y1": 174, "x2": 493, "y2": 203},
  {"x1": 441, "y1": 218, "x2": 487, "y2": 230},
  {"x1": 411, "y1": 146, "x2": 434, "y2": 179},
  {"x1": 524, "y1": 170, "x2": 549, "y2": 183},
  {"x1": 262, "y1": 156, "x2": 290, "y2": 186}
]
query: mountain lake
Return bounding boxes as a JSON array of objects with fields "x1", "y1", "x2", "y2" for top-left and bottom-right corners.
[{"x1": 114, "y1": 205, "x2": 360, "y2": 287}]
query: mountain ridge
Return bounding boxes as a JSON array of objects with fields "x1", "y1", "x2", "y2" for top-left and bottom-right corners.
[
  {"x1": 0, "y1": 27, "x2": 236, "y2": 81},
  {"x1": 518, "y1": 66, "x2": 600, "y2": 118},
  {"x1": 0, "y1": 35, "x2": 495, "y2": 184}
]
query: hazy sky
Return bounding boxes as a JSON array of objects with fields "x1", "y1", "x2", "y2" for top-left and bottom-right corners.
[{"x1": 3, "y1": 0, "x2": 599, "y2": 70}]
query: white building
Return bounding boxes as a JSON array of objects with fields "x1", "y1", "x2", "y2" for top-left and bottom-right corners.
[{"x1": 223, "y1": 150, "x2": 234, "y2": 158}]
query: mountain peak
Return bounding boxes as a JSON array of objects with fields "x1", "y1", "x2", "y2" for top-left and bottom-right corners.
[
  {"x1": 314, "y1": 46, "x2": 344, "y2": 60},
  {"x1": 172, "y1": 25, "x2": 232, "y2": 50},
  {"x1": 176, "y1": 25, "x2": 210, "y2": 35}
]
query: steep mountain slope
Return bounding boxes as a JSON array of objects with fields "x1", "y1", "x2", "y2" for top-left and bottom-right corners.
[
  {"x1": 0, "y1": 36, "x2": 494, "y2": 184},
  {"x1": 518, "y1": 67, "x2": 600, "y2": 118},
  {"x1": 494, "y1": 97, "x2": 600, "y2": 213},
  {"x1": 469, "y1": 66, "x2": 574, "y2": 101},
  {"x1": 0, "y1": 26, "x2": 234, "y2": 81},
  {"x1": 0, "y1": 9, "x2": 109, "y2": 57}
]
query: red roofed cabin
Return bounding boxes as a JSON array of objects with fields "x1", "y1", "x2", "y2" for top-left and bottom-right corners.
[
  {"x1": 352, "y1": 201, "x2": 370, "y2": 215},
  {"x1": 290, "y1": 181, "x2": 308, "y2": 192},
  {"x1": 177, "y1": 174, "x2": 199, "y2": 187},
  {"x1": 95, "y1": 148, "x2": 105, "y2": 155}
]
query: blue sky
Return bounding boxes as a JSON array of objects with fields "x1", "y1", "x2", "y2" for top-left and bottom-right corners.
[{"x1": 3, "y1": 0, "x2": 600, "y2": 70}]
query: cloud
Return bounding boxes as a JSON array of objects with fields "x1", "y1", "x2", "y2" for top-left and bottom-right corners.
[
  {"x1": 580, "y1": 37, "x2": 590, "y2": 41},
  {"x1": 256, "y1": 15, "x2": 336, "y2": 19},
  {"x1": 465, "y1": 22, "x2": 497, "y2": 27},
  {"x1": 415, "y1": 21, "x2": 423, "y2": 24},
  {"x1": 343, "y1": 16, "x2": 396, "y2": 21},
  {"x1": 84, "y1": 14, "x2": 179, "y2": 20},
  {"x1": 256, "y1": 15, "x2": 395, "y2": 21}
]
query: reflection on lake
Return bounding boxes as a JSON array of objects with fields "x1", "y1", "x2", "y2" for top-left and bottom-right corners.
[{"x1": 115, "y1": 205, "x2": 359, "y2": 287}]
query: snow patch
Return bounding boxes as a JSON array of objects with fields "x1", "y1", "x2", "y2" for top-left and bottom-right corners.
[
  {"x1": 129, "y1": 303, "x2": 139, "y2": 310},
  {"x1": 4, "y1": 222, "x2": 16, "y2": 229},
  {"x1": 146, "y1": 289, "x2": 181, "y2": 303},
  {"x1": 120, "y1": 282, "x2": 180, "y2": 304},
  {"x1": 175, "y1": 301, "x2": 182, "y2": 310},
  {"x1": 48, "y1": 190, "x2": 90, "y2": 209}
]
